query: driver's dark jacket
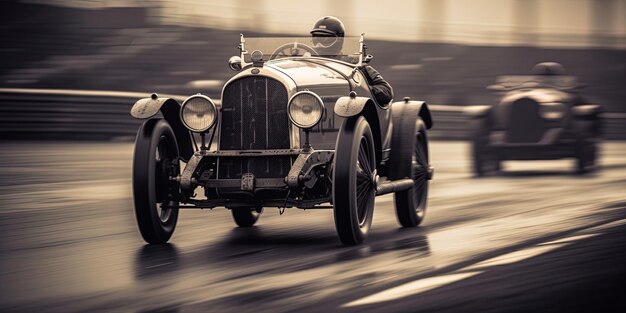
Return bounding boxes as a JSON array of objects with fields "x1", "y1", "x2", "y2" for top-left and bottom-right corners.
[
  {"x1": 361, "y1": 65, "x2": 394, "y2": 105},
  {"x1": 330, "y1": 54, "x2": 394, "y2": 105}
]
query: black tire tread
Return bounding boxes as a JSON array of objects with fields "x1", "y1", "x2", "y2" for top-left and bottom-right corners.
[
  {"x1": 231, "y1": 207, "x2": 262, "y2": 227},
  {"x1": 333, "y1": 116, "x2": 376, "y2": 245},
  {"x1": 133, "y1": 119, "x2": 180, "y2": 244}
]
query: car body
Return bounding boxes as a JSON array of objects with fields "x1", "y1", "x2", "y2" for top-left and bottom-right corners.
[
  {"x1": 130, "y1": 35, "x2": 434, "y2": 245},
  {"x1": 465, "y1": 62, "x2": 602, "y2": 176}
]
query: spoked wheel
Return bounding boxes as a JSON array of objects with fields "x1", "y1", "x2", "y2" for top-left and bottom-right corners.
[
  {"x1": 333, "y1": 116, "x2": 377, "y2": 245},
  {"x1": 133, "y1": 119, "x2": 181, "y2": 244},
  {"x1": 231, "y1": 207, "x2": 263, "y2": 227},
  {"x1": 394, "y1": 121, "x2": 430, "y2": 227}
]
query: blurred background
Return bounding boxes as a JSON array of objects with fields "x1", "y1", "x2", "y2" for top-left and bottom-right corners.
[
  {"x1": 1, "y1": 2, "x2": 625, "y2": 312},
  {"x1": 0, "y1": 0, "x2": 625, "y2": 140}
]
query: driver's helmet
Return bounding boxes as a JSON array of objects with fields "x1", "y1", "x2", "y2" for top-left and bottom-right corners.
[
  {"x1": 531, "y1": 62, "x2": 566, "y2": 75},
  {"x1": 310, "y1": 16, "x2": 345, "y2": 56}
]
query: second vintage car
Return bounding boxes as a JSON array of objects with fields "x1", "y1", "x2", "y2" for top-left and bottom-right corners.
[
  {"x1": 130, "y1": 35, "x2": 434, "y2": 245},
  {"x1": 465, "y1": 62, "x2": 602, "y2": 176}
]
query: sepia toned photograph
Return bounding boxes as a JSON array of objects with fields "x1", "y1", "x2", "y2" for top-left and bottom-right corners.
[{"x1": 0, "y1": 0, "x2": 624, "y2": 312}]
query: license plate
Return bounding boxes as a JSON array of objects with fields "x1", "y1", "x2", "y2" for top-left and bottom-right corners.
[{"x1": 241, "y1": 173, "x2": 255, "y2": 191}]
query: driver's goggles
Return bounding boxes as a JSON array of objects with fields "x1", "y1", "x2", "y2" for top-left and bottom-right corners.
[{"x1": 312, "y1": 34, "x2": 338, "y2": 48}]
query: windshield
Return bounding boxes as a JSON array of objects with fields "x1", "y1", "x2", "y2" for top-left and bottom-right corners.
[
  {"x1": 494, "y1": 75, "x2": 579, "y2": 90},
  {"x1": 242, "y1": 36, "x2": 362, "y2": 64}
]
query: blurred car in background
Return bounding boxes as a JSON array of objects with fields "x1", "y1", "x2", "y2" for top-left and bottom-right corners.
[
  {"x1": 129, "y1": 35, "x2": 434, "y2": 246},
  {"x1": 465, "y1": 62, "x2": 602, "y2": 176}
]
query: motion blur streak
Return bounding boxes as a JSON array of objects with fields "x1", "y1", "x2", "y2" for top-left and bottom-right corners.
[
  {"x1": 464, "y1": 244, "x2": 568, "y2": 270},
  {"x1": 0, "y1": 141, "x2": 625, "y2": 312},
  {"x1": 343, "y1": 271, "x2": 483, "y2": 307},
  {"x1": 1, "y1": 0, "x2": 625, "y2": 312}
]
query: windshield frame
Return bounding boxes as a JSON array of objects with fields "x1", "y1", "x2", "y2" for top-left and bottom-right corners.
[{"x1": 235, "y1": 34, "x2": 368, "y2": 68}]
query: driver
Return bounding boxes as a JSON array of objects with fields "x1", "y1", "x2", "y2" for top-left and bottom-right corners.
[{"x1": 311, "y1": 16, "x2": 394, "y2": 105}]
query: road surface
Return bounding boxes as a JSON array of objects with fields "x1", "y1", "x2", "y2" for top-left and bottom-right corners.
[{"x1": 0, "y1": 141, "x2": 625, "y2": 312}]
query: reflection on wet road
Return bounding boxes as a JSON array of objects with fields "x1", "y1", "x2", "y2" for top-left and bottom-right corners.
[{"x1": 0, "y1": 141, "x2": 625, "y2": 312}]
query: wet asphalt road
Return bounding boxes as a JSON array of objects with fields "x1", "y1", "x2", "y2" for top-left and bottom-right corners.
[{"x1": 0, "y1": 141, "x2": 625, "y2": 313}]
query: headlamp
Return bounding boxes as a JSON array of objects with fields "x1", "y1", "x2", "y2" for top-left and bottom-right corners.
[
  {"x1": 288, "y1": 91, "x2": 324, "y2": 129},
  {"x1": 180, "y1": 94, "x2": 218, "y2": 132}
]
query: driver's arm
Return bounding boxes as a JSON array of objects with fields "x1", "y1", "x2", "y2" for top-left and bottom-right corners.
[{"x1": 362, "y1": 65, "x2": 394, "y2": 105}]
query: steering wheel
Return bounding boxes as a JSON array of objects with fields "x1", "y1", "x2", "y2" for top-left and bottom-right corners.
[{"x1": 269, "y1": 42, "x2": 319, "y2": 60}]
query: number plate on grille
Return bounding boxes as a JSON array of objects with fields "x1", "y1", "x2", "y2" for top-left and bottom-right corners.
[{"x1": 241, "y1": 173, "x2": 255, "y2": 191}]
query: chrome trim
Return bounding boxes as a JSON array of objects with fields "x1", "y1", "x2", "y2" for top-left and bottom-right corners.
[{"x1": 197, "y1": 149, "x2": 303, "y2": 157}]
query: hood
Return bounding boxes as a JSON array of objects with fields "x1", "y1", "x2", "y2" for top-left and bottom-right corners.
[
  {"x1": 266, "y1": 58, "x2": 351, "y2": 96},
  {"x1": 500, "y1": 88, "x2": 573, "y2": 104}
]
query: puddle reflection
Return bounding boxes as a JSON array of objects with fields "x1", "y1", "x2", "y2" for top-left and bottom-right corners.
[{"x1": 134, "y1": 244, "x2": 179, "y2": 280}]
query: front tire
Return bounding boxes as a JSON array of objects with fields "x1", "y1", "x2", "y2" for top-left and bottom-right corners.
[
  {"x1": 133, "y1": 119, "x2": 181, "y2": 244},
  {"x1": 231, "y1": 207, "x2": 263, "y2": 227},
  {"x1": 576, "y1": 142, "x2": 597, "y2": 174},
  {"x1": 333, "y1": 116, "x2": 377, "y2": 245},
  {"x1": 472, "y1": 137, "x2": 499, "y2": 177}
]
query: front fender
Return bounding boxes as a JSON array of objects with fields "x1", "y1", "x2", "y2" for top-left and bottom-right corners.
[
  {"x1": 572, "y1": 105, "x2": 603, "y2": 138},
  {"x1": 334, "y1": 95, "x2": 372, "y2": 118},
  {"x1": 131, "y1": 94, "x2": 172, "y2": 119},
  {"x1": 131, "y1": 94, "x2": 194, "y2": 161},
  {"x1": 572, "y1": 104, "x2": 602, "y2": 119},
  {"x1": 335, "y1": 95, "x2": 384, "y2": 165}
]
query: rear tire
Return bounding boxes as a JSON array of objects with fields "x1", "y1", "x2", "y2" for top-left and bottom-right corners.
[
  {"x1": 133, "y1": 119, "x2": 181, "y2": 244},
  {"x1": 393, "y1": 120, "x2": 430, "y2": 227},
  {"x1": 231, "y1": 207, "x2": 263, "y2": 227},
  {"x1": 333, "y1": 116, "x2": 377, "y2": 245}
]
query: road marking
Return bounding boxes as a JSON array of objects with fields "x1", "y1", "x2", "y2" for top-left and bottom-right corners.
[
  {"x1": 538, "y1": 234, "x2": 597, "y2": 246},
  {"x1": 342, "y1": 271, "x2": 482, "y2": 307},
  {"x1": 463, "y1": 244, "x2": 567, "y2": 271},
  {"x1": 583, "y1": 219, "x2": 626, "y2": 233}
]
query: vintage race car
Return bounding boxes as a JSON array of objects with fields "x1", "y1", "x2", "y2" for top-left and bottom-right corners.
[
  {"x1": 130, "y1": 35, "x2": 433, "y2": 245},
  {"x1": 465, "y1": 62, "x2": 602, "y2": 176}
]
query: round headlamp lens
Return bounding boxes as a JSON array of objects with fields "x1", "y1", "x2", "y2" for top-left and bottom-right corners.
[
  {"x1": 181, "y1": 95, "x2": 217, "y2": 132},
  {"x1": 288, "y1": 91, "x2": 324, "y2": 129}
]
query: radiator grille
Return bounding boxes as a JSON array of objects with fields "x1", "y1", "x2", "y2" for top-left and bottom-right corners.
[
  {"x1": 219, "y1": 76, "x2": 291, "y2": 179},
  {"x1": 220, "y1": 76, "x2": 290, "y2": 150},
  {"x1": 505, "y1": 98, "x2": 546, "y2": 143}
]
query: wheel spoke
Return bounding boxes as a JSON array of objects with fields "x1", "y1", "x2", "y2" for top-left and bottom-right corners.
[
  {"x1": 412, "y1": 170, "x2": 427, "y2": 179},
  {"x1": 156, "y1": 136, "x2": 179, "y2": 224},
  {"x1": 357, "y1": 190, "x2": 369, "y2": 208},
  {"x1": 356, "y1": 180, "x2": 371, "y2": 198},
  {"x1": 416, "y1": 144, "x2": 426, "y2": 166},
  {"x1": 357, "y1": 166, "x2": 370, "y2": 181},
  {"x1": 414, "y1": 177, "x2": 427, "y2": 191},
  {"x1": 356, "y1": 187, "x2": 370, "y2": 204},
  {"x1": 358, "y1": 140, "x2": 372, "y2": 175},
  {"x1": 356, "y1": 181, "x2": 372, "y2": 223}
]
